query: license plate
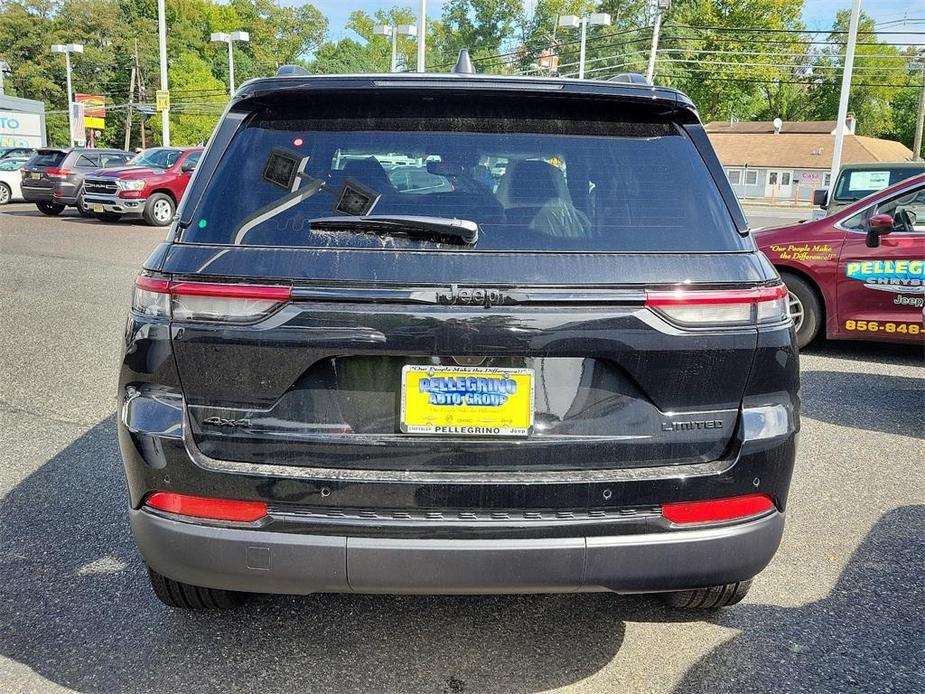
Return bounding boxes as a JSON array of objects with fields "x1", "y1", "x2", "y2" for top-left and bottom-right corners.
[
  {"x1": 400, "y1": 365, "x2": 534, "y2": 436},
  {"x1": 31, "y1": 172, "x2": 41, "y2": 180},
  {"x1": 92, "y1": 204, "x2": 105, "y2": 213}
]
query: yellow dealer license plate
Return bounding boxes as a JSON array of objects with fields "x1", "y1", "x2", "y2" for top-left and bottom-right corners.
[{"x1": 400, "y1": 365, "x2": 534, "y2": 436}]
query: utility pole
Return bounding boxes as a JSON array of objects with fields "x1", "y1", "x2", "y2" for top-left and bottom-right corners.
[
  {"x1": 647, "y1": 0, "x2": 671, "y2": 84},
  {"x1": 417, "y1": 0, "x2": 426, "y2": 71},
  {"x1": 124, "y1": 63, "x2": 136, "y2": 150},
  {"x1": 829, "y1": 0, "x2": 861, "y2": 188},
  {"x1": 913, "y1": 63, "x2": 925, "y2": 161},
  {"x1": 157, "y1": 0, "x2": 170, "y2": 146}
]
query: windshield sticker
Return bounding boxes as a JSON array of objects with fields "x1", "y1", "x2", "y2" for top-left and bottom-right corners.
[
  {"x1": 848, "y1": 171, "x2": 889, "y2": 191},
  {"x1": 334, "y1": 179, "x2": 380, "y2": 216},
  {"x1": 845, "y1": 260, "x2": 925, "y2": 294},
  {"x1": 263, "y1": 149, "x2": 302, "y2": 190},
  {"x1": 768, "y1": 243, "x2": 835, "y2": 261}
]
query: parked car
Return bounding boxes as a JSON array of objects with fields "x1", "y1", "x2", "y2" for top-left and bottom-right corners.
[
  {"x1": 0, "y1": 156, "x2": 30, "y2": 204},
  {"x1": 812, "y1": 161, "x2": 925, "y2": 218},
  {"x1": 0, "y1": 146, "x2": 35, "y2": 161},
  {"x1": 757, "y1": 172, "x2": 925, "y2": 347},
  {"x1": 119, "y1": 70, "x2": 798, "y2": 611},
  {"x1": 20, "y1": 147, "x2": 133, "y2": 216},
  {"x1": 82, "y1": 147, "x2": 202, "y2": 226}
]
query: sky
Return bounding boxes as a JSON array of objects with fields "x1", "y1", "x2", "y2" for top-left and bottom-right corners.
[{"x1": 307, "y1": 0, "x2": 925, "y2": 44}]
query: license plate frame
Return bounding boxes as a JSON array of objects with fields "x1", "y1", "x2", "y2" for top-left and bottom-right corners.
[
  {"x1": 400, "y1": 365, "x2": 535, "y2": 436},
  {"x1": 31, "y1": 172, "x2": 41, "y2": 180},
  {"x1": 92, "y1": 204, "x2": 105, "y2": 213}
]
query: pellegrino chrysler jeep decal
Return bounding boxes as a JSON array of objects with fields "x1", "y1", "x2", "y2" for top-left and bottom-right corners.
[{"x1": 845, "y1": 259, "x2": 925, "y2": 295}]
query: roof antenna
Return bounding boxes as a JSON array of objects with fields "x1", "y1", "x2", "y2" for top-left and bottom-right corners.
[{"x1": 453, "y1": 49, "x2": 476, "y2": 75}]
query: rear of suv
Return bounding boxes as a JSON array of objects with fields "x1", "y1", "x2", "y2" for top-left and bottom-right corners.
[
  {"x1": 21, "y1": 147, "x2": 132, "y2": 216},
  {"x1": 118, "y1": 73, "x2": 799, "y2": 610}
]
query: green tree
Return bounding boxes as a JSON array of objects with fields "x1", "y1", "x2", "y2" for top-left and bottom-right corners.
[
  {"x1": 807, "y1": 11, "x2": 918, "y2": 139},
  {"x1": 346, "y1": 6, "x2": 417, "y2": 72},
  {"x1": 309, "y1": 38, "x2": 380, "y2": 75}
]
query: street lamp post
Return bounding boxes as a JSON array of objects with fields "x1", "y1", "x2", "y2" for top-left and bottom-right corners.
[
  {"x1": 211, "y1": 31, "x2": 250, "y2": 96},
  {"x1": 157, "y1": 0, "x2": 169, "y2": 146},
  {"x1": 51, "y1": 43, "x2": 83, "y2": 146},
  {"x1": 417, "y1": 0, "x2": 426, "y2": 72},
  {"x1": 373, "y1": 24, "x2": 417, "y2": 73},
  {"x1": 557, "y1": 13, "x2": 611, "y2": 80}
]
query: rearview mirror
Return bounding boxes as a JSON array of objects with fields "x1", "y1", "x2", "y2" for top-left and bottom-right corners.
[
  {"x1": 865, "y1": 213, "x2": 893, "y2": 248},
  {"x1": 812, "y1": 188, "x2": 828, "y2": 208}
]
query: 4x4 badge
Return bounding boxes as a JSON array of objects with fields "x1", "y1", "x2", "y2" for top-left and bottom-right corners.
[{"x1": 202, "y1": 416, "x2": 251, "y2": 428}]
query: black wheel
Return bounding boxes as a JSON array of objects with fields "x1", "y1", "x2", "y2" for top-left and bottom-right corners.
[
  {"x1": 0, "y1": 182, "x2": 11, "y2": 205},
  {"x1": 36, "y1": 201, "x2": 65, "y2": 216},
  {"x1": 780, "y1": 271, "x2": 822, "y2": 349},
  {"x1": 661, "y1": 580, "x2": 752, "y2": 609},
  {"x1": 143, "y1": 192, "x2": 175, "y2": 226},
  {"x1": 147, "y1": 566, "x2": 249, "y2": 609},
  {"x1": 93, "y1": 212, "x2": 122, "y2": 223}
]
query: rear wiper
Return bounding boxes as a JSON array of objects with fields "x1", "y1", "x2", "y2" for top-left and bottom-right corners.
[{"x1": 308, "y1": 215, "x2": 479, "y2": 245}]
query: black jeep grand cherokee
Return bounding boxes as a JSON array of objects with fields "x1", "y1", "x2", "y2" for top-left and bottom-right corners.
[{"x1": 118, "y1": 72, "x2": 798, "y2": 610}]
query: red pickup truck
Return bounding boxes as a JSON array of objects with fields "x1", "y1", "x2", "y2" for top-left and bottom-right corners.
[
  {"x1": 754, "y1": 173, "x2": 924, "y2": 347},
  {"x1": 82, "y1": 147, "x2": 202, "y2": 226}
]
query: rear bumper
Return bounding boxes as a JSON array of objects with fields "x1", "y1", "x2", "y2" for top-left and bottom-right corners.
[
  {"x1": 21, "y1": 187, "x2": 54, "y2": 203},
  {"x1": 131, "y1": 507, "x2": 784, "y2": 595}
]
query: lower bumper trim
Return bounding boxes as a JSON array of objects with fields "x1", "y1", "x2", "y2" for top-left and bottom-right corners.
[{"x1": 131, "y1": 509, "x2": 784, "y2": 595}]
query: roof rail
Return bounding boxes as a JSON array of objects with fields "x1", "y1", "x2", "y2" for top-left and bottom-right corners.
[
  {"x1": 276, "y1": 64, "x2": 310, "y2": 77},
  {"x1": 608, "y1": 73, "x2": 650, "y2": 85}
]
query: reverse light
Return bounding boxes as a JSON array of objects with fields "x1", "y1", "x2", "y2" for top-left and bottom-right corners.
[
  {"x1": 145, "y1": 492, "x2": 267, "y2": 522},
  {"x1": 645, "y1": 285, "x2": 788, "y2": 327},
  {"x1": 132, "y1": 276, "x2": 292, "y2": 322},
  {"x1": 661, "y1": 494, "x2": 775, "y2": 525}
]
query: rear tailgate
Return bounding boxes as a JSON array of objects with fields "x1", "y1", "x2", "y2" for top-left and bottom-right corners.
[
  {"x1": 160, "y1": 247, "x2": 769, "y2": 472},
  {"x1": 151, "y1": 81, "x2": 780, "y2": 475},
  {"x1": 21, "y1": 149, "x2": 66, "y2": 193}
]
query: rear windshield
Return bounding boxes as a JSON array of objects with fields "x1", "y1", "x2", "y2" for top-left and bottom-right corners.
[
  {"x1": 833, "y1": 167, "x2": 924, "y2": 202},
  {"x1": 185, "y1": 103, "x2": 741, "y2": 252},
  {"x1": 29, "y1": 150, "x2": 66, "y2": 168}
]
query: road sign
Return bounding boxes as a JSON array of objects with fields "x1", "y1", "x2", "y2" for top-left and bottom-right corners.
[{"x1": 155, "y1": 90, "x2": 170, "y2": 111}]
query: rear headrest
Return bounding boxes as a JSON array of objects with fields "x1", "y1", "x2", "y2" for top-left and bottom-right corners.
[{"x1": 496, "y1": 160, "x2": 570, "y2": 208}]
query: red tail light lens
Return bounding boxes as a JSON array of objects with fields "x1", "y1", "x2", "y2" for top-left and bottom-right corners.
[
  {"x1": 132, "y1": 276, "x2": 291, "y2": 322},
  {"x1": 145, "y1": 492, "x2": 268, "y2": 522},
  {"x1": 645, "y1": 285, "x2": 788, "y2": 327},
  {"x1": 661, "y1": 494, "x2": 775, "y2": 525},
  {"x1": 45, "y1": 167, "x2": 72, "y2": 179}
]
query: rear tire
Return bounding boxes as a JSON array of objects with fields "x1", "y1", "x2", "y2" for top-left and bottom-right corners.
[
  {"x1": 147, "y1": 566, "x2": 249, "y2": 609},
  {"x1": 36, "y1": 201, "x2": 65, "y2": 216},
  {"x1": 0, "y1": 182, "x2": 11, "y2": 205},
  {"x1": 780, "y1": 272, "x2": 822, "y2": 349},
  {"x1": 94, "y1": 212, "x2": 122, "y2": 223},
  {"x1": 143, "y1": 192, "x2": 175, "y2": 226},
  {"x1": 661, "y1": 579, "x2": 752, "y2": 609}
]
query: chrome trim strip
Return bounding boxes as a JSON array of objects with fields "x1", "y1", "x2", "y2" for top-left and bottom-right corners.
[{"x1": 183, "y1": 414, "x2": 734, "y2": 484}]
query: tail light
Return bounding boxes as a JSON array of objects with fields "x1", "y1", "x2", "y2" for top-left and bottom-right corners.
[
  {"x1": 661, "y1": 494, "x2": 775, "y2": 525},
  {"x1": 144, "y1": 492, "x2": 267, "y2": 522},
  {"x1": 645, "y1": 285, "x2": 788, "y2": 327},
  {"x1": 132, "y1": 276, "x2": 291, "y2": 322},
  {"x1": 45, "y1": 167, "x2": 72, "y2": 179}
]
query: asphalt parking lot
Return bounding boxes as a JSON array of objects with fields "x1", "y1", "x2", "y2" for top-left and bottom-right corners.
[{"x1": 1, "y1": 202, "x2": 922, "y2": 693}]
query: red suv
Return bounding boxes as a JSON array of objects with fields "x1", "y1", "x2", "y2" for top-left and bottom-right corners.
[
  {"x1": 755, "y1": 173, "x2": 924, "y2": 347},
  {"x1": 82, "y1": 147, "x2": 202, "y2": 226}
]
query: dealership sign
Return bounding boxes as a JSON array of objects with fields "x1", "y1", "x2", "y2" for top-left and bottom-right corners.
[{"x1": 0, "y1": 111, "x2": 44, "y2": 148}]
